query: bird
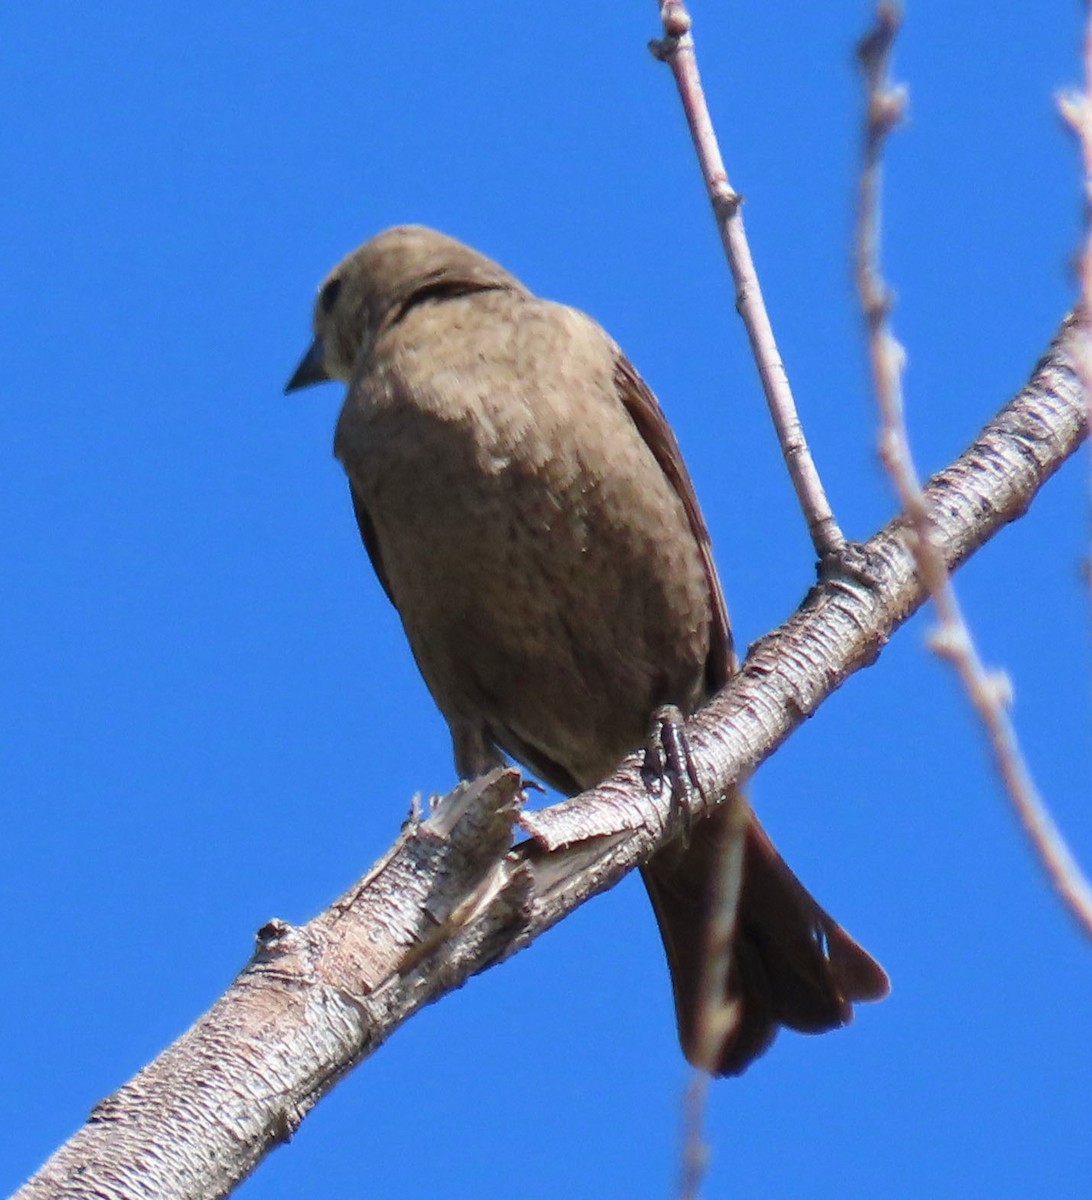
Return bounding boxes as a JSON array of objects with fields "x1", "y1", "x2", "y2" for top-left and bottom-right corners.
[{"x1": 285, "y1": 224, "x2": 889, "y2": 1074}]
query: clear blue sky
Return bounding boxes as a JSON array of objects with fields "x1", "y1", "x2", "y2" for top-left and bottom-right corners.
[{"x1": 2, "y1": 4, "x2": 1088, "y2": 1198}]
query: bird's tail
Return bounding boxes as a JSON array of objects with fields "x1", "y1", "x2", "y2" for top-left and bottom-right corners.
[{"x1": 640, "y1": 793, "x2": 889, "y2": 1075}]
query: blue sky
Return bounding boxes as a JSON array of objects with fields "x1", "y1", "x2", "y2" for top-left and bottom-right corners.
[{"x1": 2, "y1": 4, "x2": 1089, "y2": 1198}]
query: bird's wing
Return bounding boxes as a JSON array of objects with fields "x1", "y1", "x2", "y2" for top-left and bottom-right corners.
[
  {"x1": 347, "y1": 481, "x2": 396, "y2": 606},
  {"x1": 611, "y1": 352, "x2": 735, "y2": 691}
]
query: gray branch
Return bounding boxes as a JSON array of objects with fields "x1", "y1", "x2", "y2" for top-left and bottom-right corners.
[{"x1": 14, "y1": 315, "x2": 1087, "y2": 1200}]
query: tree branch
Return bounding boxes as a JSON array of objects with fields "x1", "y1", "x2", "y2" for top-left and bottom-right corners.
[
  {"x1": 651, "y1": 0, "x2": 846, "y2": 561},
  {"x1": 15, "y1": 315, "x2": 1087, "y2": 1200}
]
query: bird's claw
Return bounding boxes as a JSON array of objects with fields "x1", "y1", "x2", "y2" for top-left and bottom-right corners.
[{"x1": 641, "y1": 704, "x2": 703, "y2": 842}]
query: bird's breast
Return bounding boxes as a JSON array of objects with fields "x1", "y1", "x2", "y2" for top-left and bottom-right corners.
[{"x1": 335, "y1": 309, "x2": 714, "y2": 789}]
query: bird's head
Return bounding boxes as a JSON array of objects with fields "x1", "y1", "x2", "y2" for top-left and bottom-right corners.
[{"x1": 284, "y1": 224, "x2": 524, "y2": 393}]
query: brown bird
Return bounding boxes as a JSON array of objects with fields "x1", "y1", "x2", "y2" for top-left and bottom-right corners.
[{"x1": 286, "y1": 225, "x2": 888, "y2": 1074}]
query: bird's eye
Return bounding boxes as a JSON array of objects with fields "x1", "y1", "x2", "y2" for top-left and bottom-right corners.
[{"x1": 319, "y1": 277, "x2": 343, "y2": 313}]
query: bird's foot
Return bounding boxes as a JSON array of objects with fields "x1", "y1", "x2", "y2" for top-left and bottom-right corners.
[{"x1": 641, "y1": 704, "x2": 703, "y2": 842}]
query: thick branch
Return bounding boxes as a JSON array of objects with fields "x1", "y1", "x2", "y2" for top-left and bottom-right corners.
[{"x1": 15, "y1": 315, "x2": 1087, "y2": 1200}]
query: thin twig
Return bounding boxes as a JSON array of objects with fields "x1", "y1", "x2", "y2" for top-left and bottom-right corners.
[
  {"x1": 651, "y1": 0, "x2": 845, "y2": 562},
  {"x1": 677, "y1": 797, "x2": 747, "y2": 1200},
  {"x1": 854, "y1": 3, "x2": 1092, "y2": 939},
  {"x1": 678, "y1": 1072, "x2": 711, "y2": 1200},
  {"x1": 692, "y1": 800, "x2": 747, "y2": 1065},
  {"x1": 1057, "y1": 3, "x2": 1092, "y2": 582}
]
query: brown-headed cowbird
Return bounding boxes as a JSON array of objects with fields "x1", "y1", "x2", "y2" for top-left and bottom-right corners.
[{"x1": 286, "y1": 225, "x2": 888, "y2": 1074}]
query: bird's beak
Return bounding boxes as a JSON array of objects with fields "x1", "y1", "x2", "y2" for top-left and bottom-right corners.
[{"x1": 284, "y1": 336, "x2": 330, "y2": 393}]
